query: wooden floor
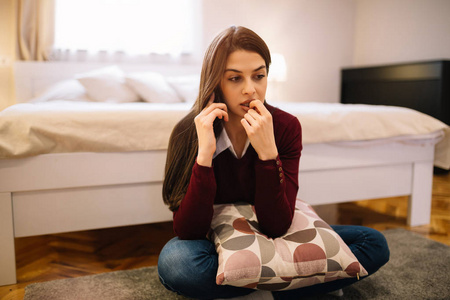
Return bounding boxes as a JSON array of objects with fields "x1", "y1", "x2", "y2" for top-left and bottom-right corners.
[{"x1": 1, "y1": 171, "x2": 449, "y2": 300}]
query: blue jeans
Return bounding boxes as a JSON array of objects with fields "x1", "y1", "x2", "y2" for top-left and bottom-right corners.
[{"x1": 158, "y1": 225, "x2": 390, "y2": 300}]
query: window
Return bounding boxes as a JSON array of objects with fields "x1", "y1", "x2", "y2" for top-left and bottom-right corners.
[{"x1": 53, "y1": 0, "x2": 200, "y2": 61}]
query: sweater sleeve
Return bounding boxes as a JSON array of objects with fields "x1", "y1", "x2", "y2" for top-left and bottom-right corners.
[
  {"x1": 172, "y1": 162, "x2": 216, "y2": 239},
  {"x1": 253, "y1": 116, "x2": 302, "y2": 238}
]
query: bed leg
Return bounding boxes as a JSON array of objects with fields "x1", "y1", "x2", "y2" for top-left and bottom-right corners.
[
  {"x1": 408, "y1": 162, "x2": 433, "y2": 227},
  {"x1": 0, "y1": 192, "x2": 17, "y2": 286}
]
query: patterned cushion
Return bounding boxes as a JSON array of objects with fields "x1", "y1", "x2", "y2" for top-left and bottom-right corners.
[{"x1": 208, "y1": 199, "x2": 368, "y2": 291}]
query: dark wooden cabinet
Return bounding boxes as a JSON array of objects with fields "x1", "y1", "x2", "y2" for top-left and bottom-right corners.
[{"x1": 341, "y1": 60, "x2": 450, "y2": 125}]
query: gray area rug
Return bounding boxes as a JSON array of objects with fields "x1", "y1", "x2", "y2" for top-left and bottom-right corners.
[{"x1": 24, "y1": 229, "x2": 450, "y2": 300}]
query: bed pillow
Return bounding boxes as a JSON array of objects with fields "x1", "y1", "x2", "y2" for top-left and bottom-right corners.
[
  {"x1": 30, "y1": 79, "x2": 91, "y2": 102},
  {"x1": 125, "y1": 72, "x2": 182, "y2": 103},
  {"x1": 208, "y1": 200, "x2": 368, "y2": 291},
  {"x1": 166, "y1": 75, "x2": 200, "y2": 103},
  {"x1": 76, "y1": 66, "x2": 140, "y2": 103}
]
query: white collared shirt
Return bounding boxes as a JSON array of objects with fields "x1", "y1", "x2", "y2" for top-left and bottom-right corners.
[{"x1": 213, "y1": 128, "x2": 250, "y2": 159}]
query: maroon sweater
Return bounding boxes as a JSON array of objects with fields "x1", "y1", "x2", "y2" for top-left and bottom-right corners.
[{"x1": 173, "y1": 104, "x2": 302, "y2": 239}]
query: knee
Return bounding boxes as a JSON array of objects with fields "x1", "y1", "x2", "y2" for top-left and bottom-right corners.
[
  {"x1": 158, "y1": 237, "x2": 185, "y2": 270},
  {"x1": 158, "y1": 238, "x2": 194, "y2": 285},
  {"x1": 376, "y1": 230, "x2": 390, "y2": 266},
  {"x1": 363, "y1": 227, "x2": 390, "y2": 273},
  {"x1": 157, "y1": 237, "x2": 218, "y2": 296},
  {"x1": 369, "y1": 228, "x2": 390, "y2": 261}
]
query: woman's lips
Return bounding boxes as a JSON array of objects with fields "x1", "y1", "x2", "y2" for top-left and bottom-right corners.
[
  {"x1": 240, "y1": 100, "x2": 254, "y2": 108},
  {"x1": 240, "y1": 101, "x2": 252, "y2": 112}
]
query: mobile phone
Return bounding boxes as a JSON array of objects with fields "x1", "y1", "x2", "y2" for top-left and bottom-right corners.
[
  {"x1": 212, "y1": 88, "x2": 226, "y2": 134},
  {"x1": 213, "y1": 88, "x2": 225, "y2": 104}
]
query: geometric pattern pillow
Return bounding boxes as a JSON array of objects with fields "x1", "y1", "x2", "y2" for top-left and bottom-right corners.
[{"x1": 208, "y1": 199, "x2": 368, "y2": 291}]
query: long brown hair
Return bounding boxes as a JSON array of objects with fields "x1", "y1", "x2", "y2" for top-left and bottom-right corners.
[{"x1": 162, "y1": 26, "x2": 272, "y2": 211}]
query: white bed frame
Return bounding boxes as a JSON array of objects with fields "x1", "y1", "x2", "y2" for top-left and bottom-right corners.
[{"x1": 0, "y1": 62, "x2": 436, "y2": 286}]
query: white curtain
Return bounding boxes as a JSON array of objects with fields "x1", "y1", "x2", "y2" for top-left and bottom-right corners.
[
  {"x1": 51, "y1": 0, "x2": 198, "y2": 63},
  {"x1": 17, "y1": 0, "x2": 55, "y2": 61}
]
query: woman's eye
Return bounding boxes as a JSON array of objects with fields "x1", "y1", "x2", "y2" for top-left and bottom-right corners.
[
  {"x1": 229, "y1": 76, "x2": 241, "y2": 82},
  {"x1": 255, "y1": 74, "x2": 266, "y2": 80}
]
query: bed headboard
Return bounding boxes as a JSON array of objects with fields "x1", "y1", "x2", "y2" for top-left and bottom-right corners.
[
  {"x1": 341, "y1": 60, "x2": 450, "y2": 125},
  {"x1": 14, "y1": 61, "x2": 201, "y2": 103}
]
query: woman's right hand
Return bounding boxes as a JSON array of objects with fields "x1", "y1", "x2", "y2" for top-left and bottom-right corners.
[{"x1": 194, "y1": 93, "x2": 228, "y2": 167}]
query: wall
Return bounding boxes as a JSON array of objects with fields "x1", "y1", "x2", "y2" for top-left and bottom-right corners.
[
  {"x1": 202, "y1": 0, "x2": 356, "y2": 103},
  {"x1": 2, "y1": 1, "x2": 448, "y2": 108},
  {"x1": 353, "y1": 0, "x2": 450, "y2": 66},
  {"x1": 0, "y1": 0, "x2": 16, "y2": 110},
  {"x1": 0, "y1": 0, "x2": 355, "y2": 107}
]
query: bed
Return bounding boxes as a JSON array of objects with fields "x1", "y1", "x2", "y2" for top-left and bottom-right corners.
[{"x1": 1, "y1": 61, "x2": 449, "y2": 286}]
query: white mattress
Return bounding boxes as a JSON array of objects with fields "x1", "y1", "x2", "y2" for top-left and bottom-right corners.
[{"x1": 0, "y1": 101, "x2": 449, "y2": 168}]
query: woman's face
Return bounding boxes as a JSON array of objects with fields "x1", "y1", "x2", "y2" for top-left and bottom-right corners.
[{"x1": 220, "y1": 50, "x2": 268, "y2": 121}]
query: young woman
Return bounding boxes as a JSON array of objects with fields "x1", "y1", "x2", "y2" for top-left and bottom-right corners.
[{"x1": 158, "y1": 26, "x2": 389, "y2": 300}]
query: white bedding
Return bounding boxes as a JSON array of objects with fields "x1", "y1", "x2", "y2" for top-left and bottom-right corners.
[{"x1": 0, "y1": 101, "x2": 449, "y2": 168}]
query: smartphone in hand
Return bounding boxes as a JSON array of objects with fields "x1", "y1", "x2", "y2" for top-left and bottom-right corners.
[{"x1": 213, "y1": 88, "x2": 225, "y2": 104}]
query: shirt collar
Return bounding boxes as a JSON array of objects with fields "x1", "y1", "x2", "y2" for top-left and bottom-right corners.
[{"x1": 213, "y1": 128, "x2": 250, "y2": 159}]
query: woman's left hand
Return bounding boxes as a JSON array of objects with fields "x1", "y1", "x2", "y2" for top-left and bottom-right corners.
[{"x1": 240, "y1": 100, "x2": 278, "y2": 160}]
